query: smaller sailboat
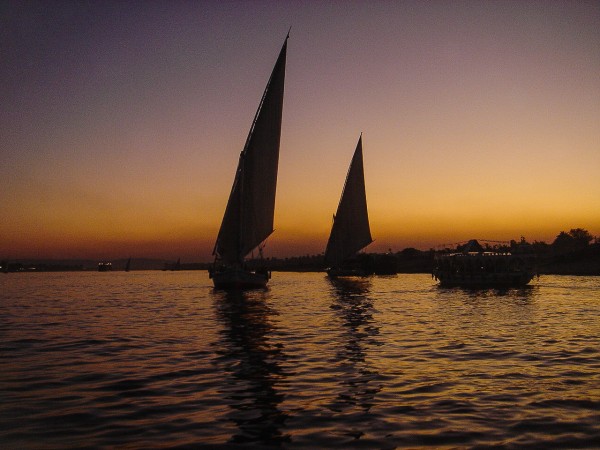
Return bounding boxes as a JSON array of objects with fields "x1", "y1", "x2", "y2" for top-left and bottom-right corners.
[
  {"x1": 164, "y1": 258, "x2": 181, "y2": 271},
  {"x1": 125, "y1": 257, "x2": 131, "y2": 272},
  {"x1": 325, "y1": 135, "x2": 373, "y2": 277},
  {"x1": 209, "y1": 33, "x2": 288, "y2": 289}
]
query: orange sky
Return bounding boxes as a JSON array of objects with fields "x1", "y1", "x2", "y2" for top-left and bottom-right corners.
[{"x1": 2, "y1": 1, "x2": 599, "y2": 261}]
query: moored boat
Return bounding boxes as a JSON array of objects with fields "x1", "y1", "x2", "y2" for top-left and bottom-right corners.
[
  {"x1": 98, "y1": 262, "x2": 112, "y2": 272},
  {"x1": 433, "y1": 240, "x2": 537, "y2": 288}
]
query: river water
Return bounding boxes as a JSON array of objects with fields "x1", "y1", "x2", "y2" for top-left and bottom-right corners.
[{"x1": 1, "y1": 272, "x2": 598, "y2": 449}]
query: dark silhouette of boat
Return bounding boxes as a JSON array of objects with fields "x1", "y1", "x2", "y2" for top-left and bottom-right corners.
[
  {"x1": 163, "y1": 258, "x2": 181, "y2": 271},
  {"x1": 125, "y1": 257, "x2": 131, "y2": 272},
  {"x1": 325, "y1": 135, "x2": 373, "y2": 277},
  {"x1": 98, "y1": 262, "x2": 112, "y2": 272},
  {"x1": 432, "y1": 240, "x2": 537, "y2": 288},
  {"x1": 209, "y1": 32, "x2": 288, "y2": 289}
]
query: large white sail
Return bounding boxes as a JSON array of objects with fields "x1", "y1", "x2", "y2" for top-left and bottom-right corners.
[
  {"x1": 325, "y1": 135, "x2": 373, "y2": 267},
  {"x1": 215, "y1": 37, "x2": 288, "y2": 265}
]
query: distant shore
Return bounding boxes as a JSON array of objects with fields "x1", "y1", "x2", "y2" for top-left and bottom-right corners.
[{"x1": 3, "y1": 243, "x2": 599, "y2": 276}]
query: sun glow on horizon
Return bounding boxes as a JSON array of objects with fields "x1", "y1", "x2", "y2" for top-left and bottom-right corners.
[{"x1": 1, "y1": 2, "x2": 599, "y2": 261}]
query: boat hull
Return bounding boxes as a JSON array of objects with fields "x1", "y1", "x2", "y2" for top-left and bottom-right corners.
[
  {"x1": 210, "y1": 267, "x2": 270, "y2": 289},
  {"x1": 433, "y1": 250, "x2": 537, "y2": 288},
  {"x1": 433, "y1": 270, "x2": 535, "y2": 288},
  {"x1": 326, "y1": 267, "x2": 370, "y2": 278}
]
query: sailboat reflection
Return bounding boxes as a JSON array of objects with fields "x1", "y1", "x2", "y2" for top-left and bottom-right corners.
[
  {"x1": 212, "y1": 289, "x2": 289, "y2": 446},
  {"x1": 328, "y1": 278, "x2": 382, "y2": 422}
]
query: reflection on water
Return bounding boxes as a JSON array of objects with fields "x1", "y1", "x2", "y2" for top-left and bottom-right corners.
[
  {"x1": 1, "y1": 272, "x2": 598, "y2": 448},
  {"x1": 327, "y1": 277, "x2": 383, "y2": 438},
  {"x1": 212, "y1": 288, "x2": 289, "y2": 446}
]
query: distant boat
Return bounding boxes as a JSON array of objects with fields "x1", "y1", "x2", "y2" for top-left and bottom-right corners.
[
  {"x1": 432, "y1": 240, "x2": 537, "y2": 288},
  {"x1": 325, "y1": 135, "x2": 373, "y2": 277},
  {"x1": 209, "y1": 33, "x2": 288, "y2": 289},
  {"x1": 125, "y1": 257, "x2": 131, "y2": 272},
  {"x1": 164, "y1": 258, "x2": 181, "y2": 271},
  {"x1": 98, "y1": 262, "x2": 112, "y2": 272}
]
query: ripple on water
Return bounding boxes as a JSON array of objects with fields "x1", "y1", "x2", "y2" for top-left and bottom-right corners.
[{"x1": 0, "y1": 272, "x2": 599, "y2": 448}]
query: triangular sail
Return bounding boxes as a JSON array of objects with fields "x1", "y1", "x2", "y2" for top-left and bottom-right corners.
[
  {"x1": 215, "y1": 37, "x2": 288, "y2": 265},
  {"x1": 325, "y1": 135, "x2": 373, "y2": 267}
]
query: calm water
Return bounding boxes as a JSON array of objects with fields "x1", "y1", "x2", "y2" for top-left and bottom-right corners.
[{"x1": 1, "y1": 272, "x2": 599, "y2": 449}]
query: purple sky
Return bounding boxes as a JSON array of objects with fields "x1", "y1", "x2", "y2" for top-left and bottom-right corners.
[{"x1": 2, "y1": 1, "x2": 599, "y2": 260}]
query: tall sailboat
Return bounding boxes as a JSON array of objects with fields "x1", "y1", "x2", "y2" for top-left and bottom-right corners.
[
  {"x1": 209, "y1": 34, "x2": 288, "y2": 289},
  {"x1": 325, "y1": 135, "x2": 373, "y2": 277}
]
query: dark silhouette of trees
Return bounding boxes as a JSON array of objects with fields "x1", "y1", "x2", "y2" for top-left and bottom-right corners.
[
  {"x1": 552, "y1": 228, "x2": 593, "y2": 253},
  {"x1": 569, "y1": 228, "x2": 594, "y2": 247}
]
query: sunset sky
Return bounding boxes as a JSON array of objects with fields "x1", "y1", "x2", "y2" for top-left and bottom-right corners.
[{"x1": 2, "y1": 1, "x2": 599, "y2": 261}]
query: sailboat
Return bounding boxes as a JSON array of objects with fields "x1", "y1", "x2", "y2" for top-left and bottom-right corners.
[
  {"x1": 325, "y1": 135, "x2": 373, "y2": 277},
  {"x1": 209, "y1": 34, "x2": 288, "y2": 289},
  {"x1": 125, "y1": 257, "x2": 131, "y2": 272}
]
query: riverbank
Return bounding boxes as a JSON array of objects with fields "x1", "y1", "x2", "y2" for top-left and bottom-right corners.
[{"x1": 3, "y1": 244, "x2": 599, "y2": 276}]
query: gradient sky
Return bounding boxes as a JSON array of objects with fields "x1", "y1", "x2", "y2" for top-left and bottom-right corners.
[{"x1": 2, "y1": 0, "x2": 599, "y2": 261}]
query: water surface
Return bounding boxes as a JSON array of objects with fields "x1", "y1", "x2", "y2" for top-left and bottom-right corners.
[{"x1": 1, "y1": 272, "x2": 599, "y2": 448}]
